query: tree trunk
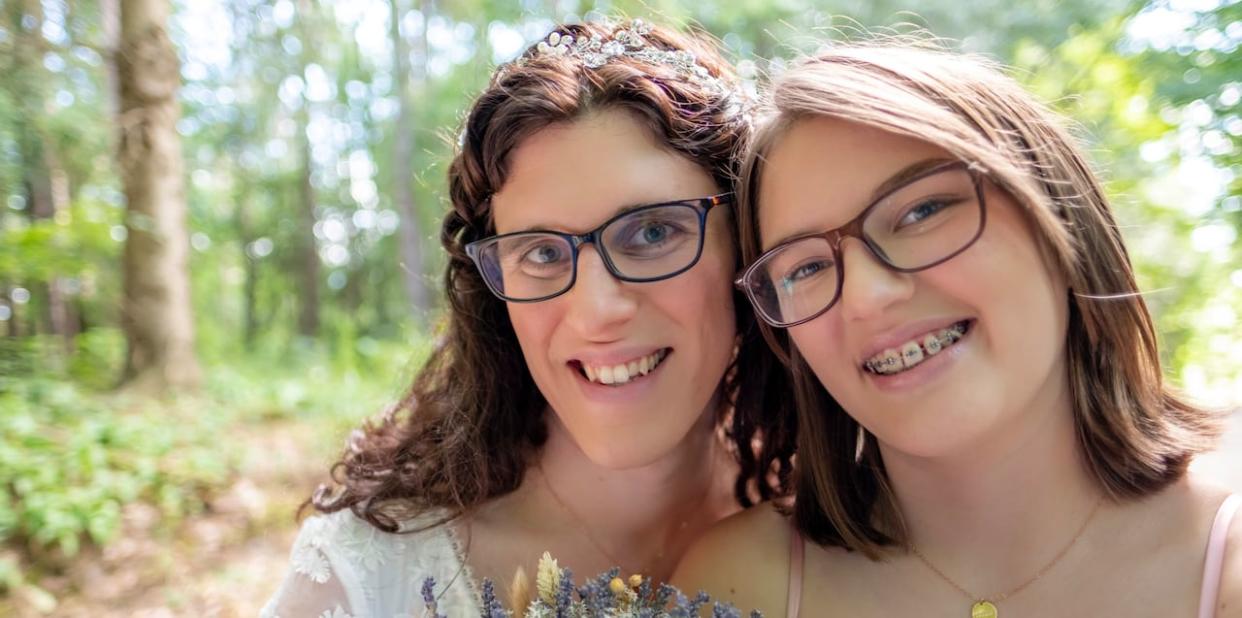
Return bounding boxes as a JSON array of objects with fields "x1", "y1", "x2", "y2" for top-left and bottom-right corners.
[
  {"x1": 295, "y1": 0, "x2": 320, "y2": 337},
  {"x1": 389, "y1": 0, "x2": 431, "y2": 323},
  {"x1": 226, "y1": 1, "x2": 259, "y2": 350},
  {"x1": 1, "y1": 279, "x2": 18, "y2": 338},
  {"x1": 13, "y1": 0, "x2": 74, "y2": 353},
  {"x1": 115, "y1": 0, "x2": 201, "y2": 392},
  {"x1": 99, "y1": 0, "x2": 122, "y2": 116},
  {"x1": 42, "y1": 145, "x2": 75, "y2": 352},
  {"x1": 295, "y1": 121, "x2": 320, "y2": 337},
  {"x1": 235, "y1": 184, "x2": 259, "y2": 347}
]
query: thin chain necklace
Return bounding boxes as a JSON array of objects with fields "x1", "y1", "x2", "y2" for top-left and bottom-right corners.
[
  {"x1": 909, "y1": 497, "x2": 1103, "y2": 618},
  {"x1": 536, "y1": 464, "x2": 712, "y2": 576}
]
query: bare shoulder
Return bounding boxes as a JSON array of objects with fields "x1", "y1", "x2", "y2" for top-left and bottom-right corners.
[
  {"x1": 1159, "y1": 476, "x2": 1242, "y2": 617},
  {"x1": 672, "y1": 502, "x2": 793, "y2": 616},
  {"x1": 1212, "y1": 488, "x2": 1242, "y2": 617}
]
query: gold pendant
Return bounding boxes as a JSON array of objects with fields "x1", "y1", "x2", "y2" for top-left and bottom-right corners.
[{"x1": 971, "y1": 600, "x2": 998, "y2": 618}]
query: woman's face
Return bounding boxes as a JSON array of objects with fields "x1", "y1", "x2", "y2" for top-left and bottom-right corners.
[
  {"x1": 756, "y1": 116, "x2": 1069, "y2": 458},
  {"x1": 490, "y1": 108, "x2": 737, "y2": 469}
]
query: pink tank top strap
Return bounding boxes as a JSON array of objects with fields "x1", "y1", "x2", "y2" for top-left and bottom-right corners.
[
  {"x1": 1198, "y1": 493, "x2": 1240, "y2": 618},
  {"x1": 787, "y1": 523, "x2": 804, "y2": 618}
]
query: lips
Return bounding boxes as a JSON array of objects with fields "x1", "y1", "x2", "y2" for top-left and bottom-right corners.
[
  {"x1": 574, "y1": 348, "x2": 671, "y2": 386},
  {"x1": 862, "y1": 320, "x2": 972, "y2": 375}
]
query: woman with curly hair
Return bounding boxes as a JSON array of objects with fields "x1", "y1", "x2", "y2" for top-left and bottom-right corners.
[{"x1": 263, "y1": 18, "x2": 790, "y2": 617}]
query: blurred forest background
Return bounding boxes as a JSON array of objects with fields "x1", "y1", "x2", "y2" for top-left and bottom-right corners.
[{"x1": 0, "y1": 0, "x2": 1239, "y2": 615}]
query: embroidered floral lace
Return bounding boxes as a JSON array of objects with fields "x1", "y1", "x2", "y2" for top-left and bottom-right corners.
[{"x1": 261, "y1": 509, "x2": 481, "y2": 618}]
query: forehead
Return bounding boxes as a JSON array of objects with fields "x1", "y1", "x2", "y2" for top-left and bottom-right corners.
[
  {"x1": 490, "y1": 108, "x2": 718, "y2": 234},
  {"x1": 756, "y1": 116, "x2": 951, "y2": 248}
]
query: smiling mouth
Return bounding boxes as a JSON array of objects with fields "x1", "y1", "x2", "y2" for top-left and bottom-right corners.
[
  {"x1": 862, "y1": 320, "x2": 973, "y2": 376},
  {"x1": 572, "y1": 348, "x2": 671, "y2": 386}
]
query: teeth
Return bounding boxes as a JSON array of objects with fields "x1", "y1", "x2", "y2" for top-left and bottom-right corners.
[
  {"x1": 613, "y1": 364, "x2": 631, "y2": 384},
  {"x1": 944, "y1": 325, "x2": 963, "y2": 344},
  {"x1": 900, "y1": 342, "x2": 923, "y2": 368},
  {"x1": 864, "y1": 322, "x2": 968, "y2": 376},
  {"x1": 877, "y1": 349, "x2": 901, "y2": 374},
  {"x1": 581, "y1": 349, "x2": 668, "y2": 385}
]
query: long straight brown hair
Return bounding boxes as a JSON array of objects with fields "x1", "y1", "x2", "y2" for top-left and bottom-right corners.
[{"x1": 735, "y1": 41, "x2": 1221, "y2": 558}]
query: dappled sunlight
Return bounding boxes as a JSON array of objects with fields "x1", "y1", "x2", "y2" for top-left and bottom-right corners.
[{"x1": 2, "y1": 0, "x2": 1239, "y2": 615}]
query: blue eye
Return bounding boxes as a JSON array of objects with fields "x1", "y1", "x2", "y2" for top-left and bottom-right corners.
[
  {"x1": 523, "y1": 243, "x2": 565, "y2": 265},
  {"x1": 636, "y1": 222, "x2": 671, "y2": 245},
  {"x1": 896, "y1": 198, "x2": 960, "y2": 229},
  {"x1": 617, "y1": 219, "x2": 689, "y2": 256},
  {"x1": 782, "y1": 259, "x2": 833, "y2": 289}
]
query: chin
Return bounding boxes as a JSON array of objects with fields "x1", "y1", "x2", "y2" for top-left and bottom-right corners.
[
  {"x1": 583, "y1": 421, "x2": 698, "y2": 470},
  {"x1": 579, "y1": 440, "x2": 663, "y2": 470},
  {"x1": 871, "y1": 406, "x2": 1003, "y2": 459}
]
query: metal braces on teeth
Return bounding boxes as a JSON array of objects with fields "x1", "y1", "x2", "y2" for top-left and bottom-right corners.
[{"x1": 863, "y1": 322, "x2": 967, "y2": 375}]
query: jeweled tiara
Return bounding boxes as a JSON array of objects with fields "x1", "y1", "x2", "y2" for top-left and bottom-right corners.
[{"x1": 522, "y1": 19, "x2": 729, "y2": 95}]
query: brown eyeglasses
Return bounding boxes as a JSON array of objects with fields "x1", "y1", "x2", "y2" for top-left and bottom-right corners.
[{"x1": 735, "y1": 161, "x2": 987, "y2": 327}]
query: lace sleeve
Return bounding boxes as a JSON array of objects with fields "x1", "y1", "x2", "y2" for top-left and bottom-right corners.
[{"x1": 261, "y1": 514, "x2": 369, "y2": 618}]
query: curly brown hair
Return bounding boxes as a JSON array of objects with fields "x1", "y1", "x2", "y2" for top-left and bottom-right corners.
[{"x1": 305, "y1": 19, "x2": 793, "y2": 533}]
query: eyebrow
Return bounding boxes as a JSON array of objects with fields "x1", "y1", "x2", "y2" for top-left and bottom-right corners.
[
  {"x1": 509, "y1": 199, "x2": 676, "y2": 234},
  {"x1": 762, "y1": 157, "x2": 955, "y2": 250}
]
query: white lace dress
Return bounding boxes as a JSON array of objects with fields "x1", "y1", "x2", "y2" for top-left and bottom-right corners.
[{"x1": 261, "y1": 508, "x2": 483, "y2": 618}]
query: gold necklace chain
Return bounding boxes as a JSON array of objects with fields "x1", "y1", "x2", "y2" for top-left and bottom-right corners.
[
  {"x1": 909, "y1": 498, "x2": 1103, "y2": 618},
  {"x1": 536, "y1": 464, "x2": 712, "y2": 576}
]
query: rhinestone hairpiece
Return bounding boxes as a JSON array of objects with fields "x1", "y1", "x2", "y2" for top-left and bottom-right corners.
[{"x1": 524, "y1": 19, "x2": 727, "y2": 95}]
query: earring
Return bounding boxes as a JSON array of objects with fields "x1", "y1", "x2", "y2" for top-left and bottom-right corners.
[{"x1": 854, "y1": 424, "x2": 867, "y2": 463}]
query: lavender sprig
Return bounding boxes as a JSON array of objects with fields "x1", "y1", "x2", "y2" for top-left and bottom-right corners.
[
  {"x1": 653, "y1": 583, "x2": 677, "y2": 610},
  {"x1": 420, "y1": 564, "x2": 763, "y2": 617},
  {"x1": 480, "y1": 578, "x2": 508, "y2": 618},
  {"x1": 554, "y1": 567, "x2": 574, "y2": 617},
  {"x1": 421, "y1": 576, "x2": 447, "y2": 618}
]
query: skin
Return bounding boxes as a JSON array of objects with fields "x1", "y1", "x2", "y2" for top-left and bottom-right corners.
[
  {"x1": 673, "y1": 116, "x2": 1242, "y2": 617},
  {"x1": 461, "y1": 108, "x2": 741, "y2": 590}
]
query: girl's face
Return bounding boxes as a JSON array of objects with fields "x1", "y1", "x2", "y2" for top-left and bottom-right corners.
[
  {"x1": 756, "y1": 116, "x2": 1070, "y2": 458},
  {"x1": 490, "y1": 108, "x2": 737, "y2": 469}
]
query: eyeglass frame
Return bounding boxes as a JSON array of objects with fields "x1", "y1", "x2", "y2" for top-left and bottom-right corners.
[
  {"x1": 465, "y1": 193, "x2": 732, "y2": 303},
  {"x1": 734, "y1": 160, "x2": 988, "y2": 328}
]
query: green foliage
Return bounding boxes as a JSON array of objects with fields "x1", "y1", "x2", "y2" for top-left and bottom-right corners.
[
  {"x1": 3, "y1": 0, "x2": 1226, "y2": 395},
  {"x1": 66, "y1": 328, "x2": 126, "y2": 389},
  {"x1": 1, "y1": 0, "x2": 1239, "y2": 597},
  {"x1": 1008, "y1": 10, "x2": 1242, "y2": 405},
  {"x1": 0, "y1": 327, "x2": 426, "y2": 575},
  {"x1": 0, "y1": 198, "x2": 120, "y2": 283},
  {"x1": 0, "y1": 376, "x2": 234, "y2": 560}
]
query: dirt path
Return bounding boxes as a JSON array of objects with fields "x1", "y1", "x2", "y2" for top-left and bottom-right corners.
[{"x1": 6, "y1": 419, "x2": 330, "y2": 618}]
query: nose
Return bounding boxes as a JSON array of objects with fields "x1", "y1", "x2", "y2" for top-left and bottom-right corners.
[
  {"x1": 562, "y1": 245, "x2": 639, "y2": 337},
  {"x1": 836, "y1": 236, "x2": 914, "y2": 323}
]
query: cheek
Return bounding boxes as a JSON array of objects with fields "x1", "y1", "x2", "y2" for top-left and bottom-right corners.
[
  {"x1": 651, "y1": 243, "x2": 738, "y2": 362},
  {"x1": 789, "y1": 319, "x2": 851, "y2": 388},
  {"x1": 506, "y1": 304, "x2": 558, "y2": 366},
  {"x1": 922, "y1": 235, "x2": 1069, "y2": 403},
  {"x1": 697, "y1": 244, "x2": 740, "y2": 339},
  {"x1": 661, "y1": 270, "x2": 735, "y2": 337},
  {"x1": 969, "y1": 214, "x2": 1068, "y2": 341}
]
